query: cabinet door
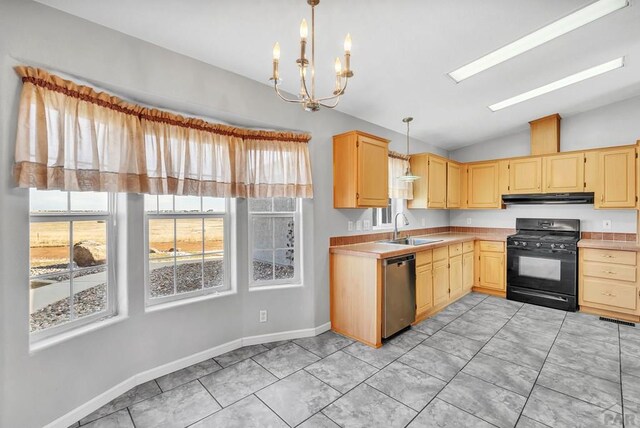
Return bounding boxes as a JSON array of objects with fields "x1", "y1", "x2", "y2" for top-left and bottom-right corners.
[
  {"x1": 433, "y1": 259, "x2": 450, "y2": 307},
  {"x1": 596, "y1": 147, "x2": 636, "y2": 208},
  {"x1": 463, "y1": 252, "x2": 474, "y2": 291},
  {"x1": 584, "y1": 151, "x2": 598, "y2": 192},
  {"x1": 543, "y1": 153, "x2": 585, "y2": 193},
  {"x1": 510, "y1": 157, "x2": 542, "y2": 194},
  {"x1": 357, "y1": 135, "x2": 389, "y2": 207},
  {"x1": 449, "y1": 255, "x2": 463, "y2": 300},
  {"x1": 416, "y1": 264, "x2": 433, "y2": 317},
  {"x1": 446, "y1": 162, "x2": 461, "y2": 208},
  {"x1": 467, "y1": 162, "x2": 500, "y2": 208},
  {"x1": 407, "y1": 154, "x2": 429, "y2": 209},
  {"x1": 479, "y1": 252, "x2": 505, "y2": 291},
  {"x1": 428, "y1": 156, "x2": 447, "y2": 208}
]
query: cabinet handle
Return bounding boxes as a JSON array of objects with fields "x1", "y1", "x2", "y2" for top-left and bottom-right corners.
[
  {"x1": 602, "y1": 254, "x2": 614, "y2": 258},
  {"x1": 601, "y1": 291, "x2": 616, "y2": 297},
  {"x1": 601, "y1": 194, "x2": 604, "y2": 202},
  {"x1": 603, "y1": 270, "x2": 616, "y2": 275}
]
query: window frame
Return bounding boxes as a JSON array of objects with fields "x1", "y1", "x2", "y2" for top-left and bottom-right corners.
[
  {"x1": 28, "y1": 191, "x2": 117, "y2": 344},
  {"x1": 248, "y1": 198, "x2": 302, "y2": 289},
  {"x1": 373, "y1": 198, "x2": 403, "y2": 230},
  {"x1": 144, "y1": 196, "x2": 232, "y2": 308}
]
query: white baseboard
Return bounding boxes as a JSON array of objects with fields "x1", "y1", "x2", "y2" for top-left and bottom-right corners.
[{"x1": 45, "y1": 322, "x2": 331, "y2": 428}]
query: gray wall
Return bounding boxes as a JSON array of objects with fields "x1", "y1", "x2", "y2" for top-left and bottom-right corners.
[
  {"x1": 0, "y1": 1, "x2": 446, "y2": 426},
  {"x1": 448, "y1": 95, "x2": 640, "y2": 233}
]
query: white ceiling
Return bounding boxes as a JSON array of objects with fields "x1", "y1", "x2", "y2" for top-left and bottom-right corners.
[{"x1": 36, "y1": 0, "x2": 640, "y2": 150}]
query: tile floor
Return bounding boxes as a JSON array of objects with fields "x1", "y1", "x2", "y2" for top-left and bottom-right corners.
[{"x1": 72, "y1": 292, "x2": 640, "y2": 427}]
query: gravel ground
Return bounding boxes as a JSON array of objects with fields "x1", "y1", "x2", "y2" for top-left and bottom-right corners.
[
  {"x1": 30, "y1": 264, "x2": 105, "y2": 285},
  {"x1": 30, "y1": 283, "x2": 107, "y2": 332}
]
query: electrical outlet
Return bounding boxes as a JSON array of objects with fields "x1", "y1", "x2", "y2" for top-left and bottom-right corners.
[
  {"x1": 603, "y1": 220, "x2": 612, "y2": 230},
  {"x1": 421, "y1": 218, "x2": 426, "y2": 227},
  {"x1": 348, "y1": 221, "x2": 354, "y2": 231},
  {"x1": 363, "y1": 219, "x2": 371, "y2": 230},
  {"x1": 466, "y1": 218, "x2": 472, "y2": 225},
  {"x1": 356, "y1": 220, "x2": 362, "y2": 231},
  {"x1": 259, "y1": 310, "x2": 267, "y2": 323}
]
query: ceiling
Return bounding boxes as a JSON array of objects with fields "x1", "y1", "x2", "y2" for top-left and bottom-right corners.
[{"x1": 36, "y1": 0, "x2": 640, "y2": 150}]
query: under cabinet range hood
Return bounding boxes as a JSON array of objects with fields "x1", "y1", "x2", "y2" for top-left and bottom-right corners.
[{"x1": 502, "y1": 192, "x2": 594, "y2": 205}]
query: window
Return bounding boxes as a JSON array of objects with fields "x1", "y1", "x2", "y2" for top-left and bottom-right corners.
[
  {"x1": 29, "y1": 189, "x2": 116, "y2": 338},
  {"x1": 145, "y1": 195, "x2": 230, "y2": 305},
  {"x1": 372, "y1": 198, "x2": 403, "y2": 229},
  {"x1": 248, "y1": 198, "x2": 301, "y2": 287}
]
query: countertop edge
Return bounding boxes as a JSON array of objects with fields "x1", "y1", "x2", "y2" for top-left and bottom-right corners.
[{"x1": 578, "y1": 239, "x2": 640, "y2": 251}]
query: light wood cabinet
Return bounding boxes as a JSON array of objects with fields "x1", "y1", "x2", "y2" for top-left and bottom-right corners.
[
  {"x1": 416, "y1": 263, "x2": 433, "y2": 318},
  {"x1": 408, "y1": 154, "x2": 447, "y2": 209},
  {"x1": 584, "y1": 151, "x2": 598, "y2": 193},
  {"x1": 449, "y1": 255, "x2": 463, "y2": 300},
  {"x1": 498, "y1": 160, "x2": 510, "y2": 196},
  {"x1": 433, "y1": 258, "x2": 450, "y2": 307},
  {"x1": 543, "y1": 152, "x2": 585, "y2": 193},
  {"x1": 510, "y1": 157, "x2": 542, "y2": 194},
  {"x1": 474, "y1": 241, "x2": 506, "y2": 296},
  {"x1": 333, "y1": 131, "x2": 389, "y2": 208},
  {"x1": 447, "y1": 161, "x2": 462, "y2": 208},
  {"x1": 595, "y1": 147, "x2": 636, "y2": 208},
  {"x1": 467, "y1": 162, "x2": 501, "y2": 208},
  {"x1": 463, "y1": 252, "x2": 474, "y2": 292},
  {"x1": 580, "y1": 248, "x2": 640, "y2": 322}
]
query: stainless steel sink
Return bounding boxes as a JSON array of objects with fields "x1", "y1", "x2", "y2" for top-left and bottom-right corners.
[{"x1": 380, "y1": 237, "x2": 442, "y2": 246}]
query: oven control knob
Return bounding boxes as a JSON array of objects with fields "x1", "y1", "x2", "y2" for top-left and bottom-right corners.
[
  {"x1": 560, "y1": 244, "x2": 566, "y2": 249},
  {"x1": 550, "y1": 243, "x2": 556, "y2": 249},
  {"x1": 521, "y1": 242, "x2": 527, "y2": 246},
  {"x1": 513, "y1": 241, "x2": 519, "y2": 246},
  {"x1": 536, "y1": 243, "x2": 541, "y2": 247}
]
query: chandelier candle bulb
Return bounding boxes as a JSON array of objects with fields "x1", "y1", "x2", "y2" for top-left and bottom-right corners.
[
  {"x1": 272, "y1": 42, "x2": 280, "y2": 80},
  {"x1": 300, "y1": 18, "x2": 308, "y2": 40},
  {"x1": 334, "y1": 57, "x2": 342, "y2": 93}
]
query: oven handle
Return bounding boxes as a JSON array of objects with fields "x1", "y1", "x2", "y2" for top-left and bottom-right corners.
[
  {"x1": 506, "y1": 246, "x2": 576, "y2": 255},
  {"x1": 510, "y1": 287, "x2": 569, "y2": 302}
]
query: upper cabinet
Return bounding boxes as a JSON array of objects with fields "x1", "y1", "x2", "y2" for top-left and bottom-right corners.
[
  {"x1": 467, "y1": 162, "x2": 500, "y2": 208},
  {"x1": 595, "y1": 146, "x2": 636, "y2": 209},
  {"x1": 543, "y1": 152, "x2": 585, "y2": 193},
  {"x1": 333, "y1": 131, "x2": 389, "y2": 208},
  {"x1": 446, "y1": 161, "x2": 462, "y2": 209},
  {"x1": 408, "y1": 154, "x2": 447, "y2": 209},
  {"x1": 509, "y1": 157, "x2": 542, "y2": 194}
]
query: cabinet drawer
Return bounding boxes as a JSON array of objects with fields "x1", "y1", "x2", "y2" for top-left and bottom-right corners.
[
  {"x1": 582, "y1": 277, "x2": 638, "y2": 312},
  {"x1": 479, "y1": 241, "x2": 504, "y2": 253},
  {"x1": 463, "y1": 241, "x2": 474, "y2": 253},
  {"x1": 583, "y1": 248, "x2": 637, "y2": 266},
  {"x1": 433, "y1": 246, "x2": 448, "y2": 262},
  {"x1": 583, "y1": 261, "x2": 636, "y2": 282},
  {"x1": 449, "y1": 243, "x2": 462, "y2": 257},
  {"x1": 416, "y1": 250, "x2": 432, "y2": 267}
]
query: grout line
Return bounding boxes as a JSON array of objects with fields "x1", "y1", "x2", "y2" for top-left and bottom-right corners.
[
  {"x1": 126, "y1": 407, "x2": 137, "y2": 428},
  {"x1": 253, "y1": 394, "x2": 294, "y2": 428},
  {"x1": 197, "y1": 378, "x2": 223, "y2": 411},
  {"x1": 619, "y1": 326, "x2": 626, "y2": 428}
]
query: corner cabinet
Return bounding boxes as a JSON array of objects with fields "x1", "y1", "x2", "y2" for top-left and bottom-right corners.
[
  {"x1": 467, "y1": 162, "x2": 501, "y2": 208},
  {"x1": 595, "y1": 147, "x2": 636, "y2": 209},
  {"x1": 333, "y1": 131, "x2": 389, "y2": 208},
  {"x1": 408, "y1": 154, "x2": 447, "y2": 209},
  {"x1": 446, "y1": 161, "x2": 462, "y2": 208}
]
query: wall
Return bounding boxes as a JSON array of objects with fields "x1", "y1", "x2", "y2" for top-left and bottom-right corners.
[
  {"x1": 448, "y1": 95, "x2": 640, "y2": 233},
  {"x1": 0, "y1": 1, "x2": 447, "y2": 427}
]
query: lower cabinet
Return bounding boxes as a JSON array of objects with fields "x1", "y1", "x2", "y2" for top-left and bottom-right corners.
[
  {"x1": 475, "y1": 241, "x2": 506, "y2": 295},
  {"x1": 449, "y1": 255, "x2": 463, "y2": 300},
  {"x1": 463, "y1": 251, "x2": 474, "y2": 292},
  {"x1": 433, "y1": 258, "x2": 450, "y2": 307},
  {"x1": 579, "y1": 248, "x2": 640, "y2": 322},
  {"x1": 416, "y1": 251, "x2": 433, "y2": 318}
]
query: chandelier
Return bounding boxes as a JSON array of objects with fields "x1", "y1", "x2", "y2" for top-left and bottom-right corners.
[{"x1": 270, "y1": 0, "x2": 353, "y2": 112}]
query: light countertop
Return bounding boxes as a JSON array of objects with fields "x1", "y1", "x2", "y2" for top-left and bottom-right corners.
[{"x1": 578, "y1": 239, "x2": 640, "y2": 252}]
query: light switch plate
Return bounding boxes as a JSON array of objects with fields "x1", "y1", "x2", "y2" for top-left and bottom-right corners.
[
  {"x1": 348, "y1": 221, "x2": 354, "y2": 231},
  {"x1": 603, "y1": 220, "x2": 612, "y2": 230},
  {"x1": 466, "y1": 218, "x2": 472, "y2": 225},
  {"x1": 421, "y1": 218, "x2": 426, "y2": 227},
  {"x1": 356, "y1": 220, "x2": 362, "y2": 231},
  {"x1": 259, "y1": 310, "x2": 267, "y2": 323},
  {"x1": 363, "y1": 219, "x2": 371, "y2": 230}
]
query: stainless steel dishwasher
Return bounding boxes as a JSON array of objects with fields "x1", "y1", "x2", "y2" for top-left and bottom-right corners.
[{"x1": 383, "y1": 253, "x2": 416, "y2": 338}]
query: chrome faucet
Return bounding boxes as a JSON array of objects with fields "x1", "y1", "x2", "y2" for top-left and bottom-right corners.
[{"x1": 393, "y1": 212, "x2": 409, "y2": 240}]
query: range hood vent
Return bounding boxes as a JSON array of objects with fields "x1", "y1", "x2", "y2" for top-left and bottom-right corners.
[{"x1": 502, "y1": 192, "x2": 594, "y2": 205}]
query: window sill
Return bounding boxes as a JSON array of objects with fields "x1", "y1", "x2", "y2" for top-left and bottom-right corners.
[
  {"x1": 249, "y1": 282, "x2": 303, "y2": 292},
  {"x1": 145, "y1": 289, "x2": 236, "y2": 313},
  {"x1": 29, "y1": 314, "x2": 128, "y2": 354}
]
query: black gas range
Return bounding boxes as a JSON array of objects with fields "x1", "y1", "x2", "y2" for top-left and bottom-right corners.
[{"x1": 506, "y1": 218, "x2": 580, "y2": 311}]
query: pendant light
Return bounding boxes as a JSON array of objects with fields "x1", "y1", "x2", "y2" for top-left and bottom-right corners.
[{"x1": 397, "y1": 117, "x2": 420, "y2": 182}]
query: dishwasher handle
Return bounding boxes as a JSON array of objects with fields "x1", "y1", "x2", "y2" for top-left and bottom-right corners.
[{"x1": 384, "y1": 254, "x2": 416, "y2": 266}]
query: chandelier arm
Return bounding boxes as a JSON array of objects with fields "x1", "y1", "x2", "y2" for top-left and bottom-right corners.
[
  {"x1": 300, "y1": 70, "x2": 313, "y2": 101},
  {"x1": 319, "y1": 97, "x2": 341, "y2": 109},
  {"x1": 316, "y1": 76, "x2": 349, "y2": 102},
  {"x1": 274, "y1": 83, "x2": 305, "y2": 104}
]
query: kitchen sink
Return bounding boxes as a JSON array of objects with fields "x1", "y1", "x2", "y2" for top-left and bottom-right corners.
[{"x1": 380, "y1": 237, "x2": 442, "y2": 246}]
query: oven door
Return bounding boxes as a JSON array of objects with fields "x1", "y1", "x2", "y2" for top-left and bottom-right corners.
[{"x1": 507, "y1": 246, "x2": 576, "y2": 296}]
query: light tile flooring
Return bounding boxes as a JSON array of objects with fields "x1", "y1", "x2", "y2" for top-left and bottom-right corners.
[{"x1": 72, "y1": 293, "x2": 640, "y2": 428}]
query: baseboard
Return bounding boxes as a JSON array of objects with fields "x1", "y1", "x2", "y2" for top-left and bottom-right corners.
[{"x1": 45, "y1": 322, "x2": 332, "y2": 428}]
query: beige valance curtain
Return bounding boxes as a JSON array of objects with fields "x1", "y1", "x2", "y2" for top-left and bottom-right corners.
[
  {"x1": 388, "y1": 151, "x2": 413, "y2": 200},
  {"x1": 13, "y1": 66, "x2": 313, "y2": 198}
]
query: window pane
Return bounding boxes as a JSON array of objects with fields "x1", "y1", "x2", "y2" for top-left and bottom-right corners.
[
  {"x1": 157, "y1": 195, "x2": 174, "y2": 213},
  {"x1": 275, "y1": 249, "x2": 295, "y2": 280},
  {"x1": 30, "y1": 188, "x2": 67, "y2": 213},
  {"x1": 30, "y1": 221, "x2": 70, "y2": 276},
  {"x1": 249, "y1": 198, "x2": 273, "y2": 212},
  {"x1": 176, "y1": 218, "x2": 203, "y2": 255},
  {"x1": 203, "y1": 197, "x2": 226, "y2": 213},
  {"x1": 29, "y1": 281, "x2": 70, "y2": 333},
  {"x1": 274, "y1": 198, "x2": 296, "y2": 212},
  {"x1": 149, "y1": 219, "x2": 176, "y2": 255},
  {"x1": 176, "y1": 258, "x2": 203, "y2": 294},
  {"x1": 274, "y1": 217, "x2": 294, "y2": 249},
  {"x1": 70, "y1": 191, "x2": 108, "y2": 212},
  {"x1": 73, "y1": 221, "x2": 107, "y2": 267},
  {"x1": 204, "y1": 218, "x2": 224, "y2": 254},
  {"x1": 73, "y1": 265, "x2": 107, "y2": 319},
  {"x1": 253, "y1": 250, "x2": 274, "y2": 281},
  {"x1": 145, "y1": 195, "x2": 158, "y2": 213},
  {"x1": 253, "y1": 217, "x2": 273, "y2": 249},
  {"x1": 174, "y1": 195, "x2": 202, "y2": 213},
  {"x1": 149, "y1": 257, "x2": 175, "y2": 298},
  {"x1": 204, "y1": 254, "x2": 224, "y2": 288}
]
